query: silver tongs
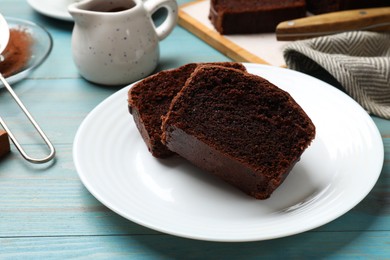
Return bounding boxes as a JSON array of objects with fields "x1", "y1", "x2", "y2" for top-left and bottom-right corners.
[
  {"x1": 0, "y1": 74, "x2": 56, "y2": 163},
  {"x1": 0, "y1": 15, "x2": 55, "y2": 164}
]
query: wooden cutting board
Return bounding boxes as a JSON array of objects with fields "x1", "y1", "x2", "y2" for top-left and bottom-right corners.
[{"x1": 178, "y1": 0, "x2": 288, "y2": 66}]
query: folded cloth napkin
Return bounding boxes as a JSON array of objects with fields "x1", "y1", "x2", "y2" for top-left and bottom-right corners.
[{"x1": 283, "y1": 31, "x2": 390, "y2": 119}]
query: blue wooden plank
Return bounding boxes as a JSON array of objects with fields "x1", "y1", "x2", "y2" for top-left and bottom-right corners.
[
  {"x1": 0, "y1": 78, "x2": 117, "y2": 145},
  {"x1": 373, "y1": 117, "x2": 390, "y2": 137},
  {"x1": 1, "y1": 232, "x2": 390, "y2": 259},
  {"x1": 0, "y1": 141, "x2": 389, "y2": 237},
  {"x1": 1, "y1": 0, "x2": 390, "y2": 258}
]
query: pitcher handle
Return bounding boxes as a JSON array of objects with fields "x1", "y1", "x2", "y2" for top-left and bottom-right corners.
[{"x1": 144, "y1": 0, "x2": 178, "y2": 41}]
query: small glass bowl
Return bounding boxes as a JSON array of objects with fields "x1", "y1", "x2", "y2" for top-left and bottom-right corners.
[{"x1": 1, "y1": 17, "x2": 52, "y2": 85}]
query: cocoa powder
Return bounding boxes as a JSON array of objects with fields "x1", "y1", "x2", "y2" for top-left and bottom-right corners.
[{"x1": 0, "y1": 28, "x2": 32, "y2": 77}]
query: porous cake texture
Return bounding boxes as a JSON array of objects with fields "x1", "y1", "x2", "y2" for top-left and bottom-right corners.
[
  {"x1": 128, "y1": 62, "x2": 246, "y2": 158},
  {"x1": 161, "y1": 65, "x2": 315, "y2": 199}
]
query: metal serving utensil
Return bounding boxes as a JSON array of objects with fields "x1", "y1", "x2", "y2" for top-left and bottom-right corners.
[{"x1": 0, "y1": 14, "x2": 55, "y2": 163}]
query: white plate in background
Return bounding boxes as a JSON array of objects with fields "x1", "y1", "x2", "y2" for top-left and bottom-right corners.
[{"x1": 27, "y1": 0, "x2": 75, "y2": 21}]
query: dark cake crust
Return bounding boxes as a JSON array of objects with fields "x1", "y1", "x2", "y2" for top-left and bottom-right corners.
[
  {"x1": 162, "y1": 65, "x2": 316, "y2": 199},
  {"x1": 306, "y1": 0, "x2": 389, "y2": 14},
  {"x1": 128, "y1": 62, "x2": 246, "y2": 158},
  {"x1": 209, "y1": 0, "x2": 306, "y2": 34},
  {"x1": 0, "y1": 130, "x2": 10, "y2": 158},
  {"x1": 163, "y1": 126, "x2": 298, "y2": 199}
]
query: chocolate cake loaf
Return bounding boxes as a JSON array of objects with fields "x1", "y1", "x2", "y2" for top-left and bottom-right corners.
[
  {"x1": 161, "y1": 65, "x2": 315, "y2": 199},
  {"x1": 128, "y1": 62, "x2": 246, "y2": 158},
  {"x1": 209, "y1": 0, "x2": 306, "y2": 34},
  {"x1": 0, "y1": 130, "x2": 10, "y2": 159},
  {"x1": 307, "y1": 0, "x2": 389, "y2": 14}
]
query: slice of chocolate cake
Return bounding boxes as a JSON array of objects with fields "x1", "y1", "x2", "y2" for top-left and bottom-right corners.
[
  {"x1": 128, "y1": 62, "x2": 246, "y2": 158},
  {"x1": 161, "y1": 65, "x2": 315, "y2": 199},
  {"x1": 209, "y1": 0, "x2": 306, "y2": 34}
]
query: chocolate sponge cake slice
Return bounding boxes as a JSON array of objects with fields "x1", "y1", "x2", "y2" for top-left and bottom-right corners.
[
  {"x1": 128, "y1": 62, "x2": 246, "y2": 158},
  {"x1": 209, "y1": 0, "x2": 306, "y2": 34},
  {"x1": 162, "y1": 65, "x2": 315, "y2": 199}
]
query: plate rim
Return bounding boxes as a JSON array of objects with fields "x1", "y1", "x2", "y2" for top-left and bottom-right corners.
[
  {"x1": 27, "y1": 0, "x2": 73, "y2": 22},
  {"x1": 73, "y1": 63, "x2": 384, "y2": 242}
]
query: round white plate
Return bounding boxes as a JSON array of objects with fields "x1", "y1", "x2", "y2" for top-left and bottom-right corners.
[
  {"x1": 27, "y1": 0, "x2": 74, "y2": 21},
  {"x1": 73, "y1": 64, "x2": 384, "y2": 242}
]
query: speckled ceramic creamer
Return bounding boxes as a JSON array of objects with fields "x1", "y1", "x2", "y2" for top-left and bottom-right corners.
[{"x1": 68, "y1": 0, "x2": 178, "y2": 85}]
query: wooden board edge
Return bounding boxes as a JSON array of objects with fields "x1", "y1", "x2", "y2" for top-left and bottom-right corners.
[{"x1": 178, "y1": 2, "x2": 269, "y2": 64}]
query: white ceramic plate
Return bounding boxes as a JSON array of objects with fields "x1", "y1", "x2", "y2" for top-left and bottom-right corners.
[
  {"x1": 27, "y1": 0, "x2": 75, "y2": 21},
  {"x1": 73, "y1": 64, "x2": 384, "y2": 242},
  {"x1": 1, "y1": 17, "x2": 52, "y2": 85}
]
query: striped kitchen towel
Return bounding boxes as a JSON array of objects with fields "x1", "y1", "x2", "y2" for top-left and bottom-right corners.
[{"x1": 283, "y1": 31, "x2": 390, "y2": 119}]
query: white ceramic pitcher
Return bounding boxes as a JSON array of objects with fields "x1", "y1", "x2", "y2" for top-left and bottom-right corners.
[{"x1": 68, "y1": 0, "x2": 178, "y2": 85}]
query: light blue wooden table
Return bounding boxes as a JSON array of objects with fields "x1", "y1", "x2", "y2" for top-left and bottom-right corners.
[{"x1": 1, "y1": 0, "x2": 389, "y2": 258}]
